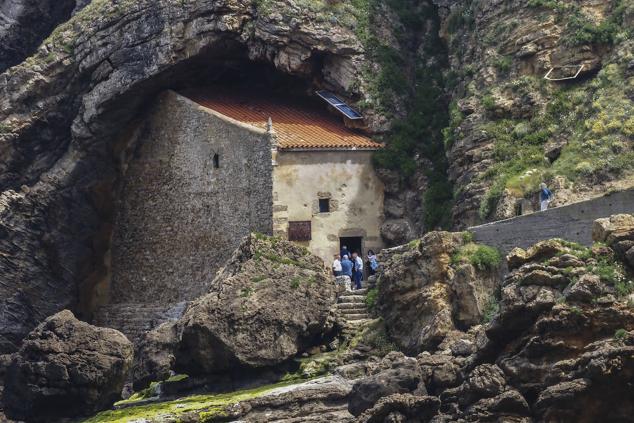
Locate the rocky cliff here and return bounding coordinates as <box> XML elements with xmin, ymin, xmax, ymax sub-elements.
<box><xmin>0</xmin><ymin>0</ymin><xmax>371</xmax><ymax>353</ymax></box>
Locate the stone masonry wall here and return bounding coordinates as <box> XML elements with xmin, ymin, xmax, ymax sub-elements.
<box><xmin>109</xmin><ymin>91</ymin><xmax>273</xmax><ymax>305</ymax></box>
<box><xmin>470</xmin><ymin>189</ymin><xmax>634</xmax><ymax>254</ymax></box>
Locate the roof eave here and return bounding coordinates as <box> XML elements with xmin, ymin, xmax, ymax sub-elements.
<box><xmin>278</xmin><ymin>147</ymin><xmax>383</xmax><ymax>152</ymax></box>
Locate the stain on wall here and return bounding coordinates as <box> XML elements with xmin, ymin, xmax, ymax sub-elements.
<box><xmin>109</xmin><ymin>91</ymin><xmax>273</xmax><ymax>304</ymax></box>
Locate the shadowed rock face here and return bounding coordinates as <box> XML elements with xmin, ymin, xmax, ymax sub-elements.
<box><xmin>0</xmin><ymin>0</ymin><xmax>366</xmax><ymax>354</ymax></box>
<box><xmin>133</xmin><ymin>233</ymin><xmax>336</xmax><ymax>389</ymax></box>
<box><xmin>0</xmin><ymin>0</ymin><xmax>76</xmax><ymax>72</ymax></box>
<box><xmin>2</xmin><ymin>310</ymin><xmax>133</xmax><ymax>422</ymax></box>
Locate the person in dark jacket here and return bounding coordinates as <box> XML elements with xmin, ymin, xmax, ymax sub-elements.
<box><xmin>539</xmin><ymin>183</ymin><xmax>553</xmax><ymax>211</ymax></box>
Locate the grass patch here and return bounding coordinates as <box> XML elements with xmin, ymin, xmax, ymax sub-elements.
<box><xmin>290</xmin><ymin>277</ymin><xmax>301</xmax><ymax>289</ymax></box>
<box><xmin>452</xmin><ymin>243</ymin><xmax>502</xmax><ymax>271</ymax></box>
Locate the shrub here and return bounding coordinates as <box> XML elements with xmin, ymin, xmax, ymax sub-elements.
<box><xmin>365</xmin><ymin>288</ymin><xmax>379</xmax><ymax>310</ymax></box>
<box><xmin>470</xmin><ymin>245</ymin><xmax>502</xmax><ymax>270</ymax></box>
<box><xmin>493</xmin><ymin>56</ymin><xmax>513</xmax><ymax>73</ymax></box>
<box><xmin>482</xmin><ymin>95</ymin><xmax>496</xmax><ymax>111</ymax></box>
<box><xmin>482</xmin><ymin>295</ymin><xmax>499</xmax><ymax>323</ymax></box>
<box><xmin>452</xmin><ymin>243</ymin><xmax>502</xmax><ymax>271</ymax></box>
<box><xmin>614</xmin><ymin>328</ymin><xmax>628</xmax><ymax>340</ymax></box>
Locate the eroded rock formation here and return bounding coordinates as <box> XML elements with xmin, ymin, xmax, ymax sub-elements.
<box><xmin>376</xmin><ymin>231</ymin><xmax>499</xmax><ymax>354</ymax></box>
<box><xmin>0</xmin><ymin>0</ymin><xmax>368</xmax><ymax>354</ymax></box>
<box><xmin>2</xmin><ymin>310</ymin><xmax>133</xmax><ymax>422</ymax></box>
<box><xmin>133</xmin><ymin>233</ymin><xmax>336</xmax><ymax>389</ymax></box>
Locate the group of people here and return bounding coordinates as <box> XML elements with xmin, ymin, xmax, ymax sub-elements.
<box><xmin>332</xmin><ymin>246</ymin><xmax>379</xmax><ymax>291</ymax></box>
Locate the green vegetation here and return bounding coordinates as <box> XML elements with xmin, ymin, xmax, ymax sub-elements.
<box><xmin>614</xmin><ymin>328</ymin><xmax>628</xmax><ymax>340</ymax></box>
<box><xmin>84</xmin><ymin>380</ymin><xmax>299</xmax><ymax>423</ymax></box>
<box><xmin>362</xmin><ymin>0</ymin><xmax>453</xmax><ymax>230</ymax></box>
<box><xmin>482</xmin><ymin>295</ymin><xmax>500</xmax><ymax>323</ymax></box>
<box><xmin>290</xmin><ymin>277</ymin><xmax>301</xmax><ymax>289</ymax></box>
<box><xmin>452</xmin><ymin>242</ymin><xmax>502</xmax><ymax>271</ymax></box>
<box><xmin>478</xmin><ymin>60</ymin><xmax>634</xmax><ymax>219</ymax></box>
<box><xmin>365</xmin><ymin>287</ymin><xmax>379</xmax><ymax>310</ymax></box>
<box><xmin>493</xmin><ymin>56</ymin><xmax>513</xmax><ymax>73</ymax></box>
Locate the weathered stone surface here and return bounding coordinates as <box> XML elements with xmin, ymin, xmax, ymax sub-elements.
<box><xmin>3</xmin><ymin>310</ymin><xmax>133</xmax><ymax>421</ymax></box>
<box><xmin>0</xmin><ymin>0</ymin><xmax>368</xmax><ymax>354</ymax></box>
<box><xmin>376</xmin><ymin>231</ymin><xmax>499</xmax><ymax>353</ymax></box>
<box><xmin>0</xmin><ymin>0</ymin><xmax>75</xmax><ymax>72</ymax></box>
<box><xmin>131</xmin><ymin>321</ymin><xmax>179</xmax><ymax>391</ymax></box>
<box><xmin>348</xmin><ymin>352</ymin><xmax>423</xmax><ymax>416</ymax></box>
<box><xmin>133</xmin><ymin>234</ymin><xmax>336</xmax><ymax>386</ymax></box>
<box><xmin>356</xmin><ymin>393</ymin><xmax>440</xmax><ymax>423</ymax></box>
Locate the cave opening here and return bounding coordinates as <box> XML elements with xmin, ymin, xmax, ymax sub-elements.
<box><xmin>74</xmin><ymin>45</ymin><xmax>326</xmax><ymax>340</ymax></box>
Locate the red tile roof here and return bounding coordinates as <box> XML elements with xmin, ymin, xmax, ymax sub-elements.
<box><xmin>181</xmin><ymin>88</ymin><xmax>382</xmax><ymax>150</ymax></box>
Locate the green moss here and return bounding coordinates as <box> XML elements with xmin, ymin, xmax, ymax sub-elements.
<box><xmin>166</xmin><ymin>374</ymin><xmax>189</xmax><ymax>383</ymax></box>
<box><xmin>85</xmin><ymin>380</ymin><xmax>300</xmax><ymax>423</ymax></box>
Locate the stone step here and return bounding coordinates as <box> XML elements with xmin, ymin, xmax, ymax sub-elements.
<box><xmin>337</xmin><ymin>295</ymin><xmax>366</xmax><ymax>304</ymax></box>
<box><xmin>338</xmin><ymin>309</ymin><xmax>368</xmax><ymax>316</ymax></box>
<box><xmin>335</xmin><ymin>302</ymin><xmax>367</xmax><ymax>310</ymax></box>
<box><xmin>345</xmin><ymin>313</ymin><xmax>370</xmax><ymax>321</ymax></box>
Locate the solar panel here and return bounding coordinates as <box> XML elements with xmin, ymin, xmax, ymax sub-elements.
<box><xmin>316</xmin><ymin>90</ymin><xmax>363</xmax><ymax>120</ymax></box>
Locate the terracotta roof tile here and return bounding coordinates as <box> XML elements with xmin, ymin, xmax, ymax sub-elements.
<box><xmin>181</xmin><ymin>88</ymin><xmax>382</xmax><ymax>150</ymax></box>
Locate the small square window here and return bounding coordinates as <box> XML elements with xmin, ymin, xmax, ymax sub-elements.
<box><xmin>319</xmin><ymin>198</ymin><xmax>330</xmax><ymax>213</ymax></box>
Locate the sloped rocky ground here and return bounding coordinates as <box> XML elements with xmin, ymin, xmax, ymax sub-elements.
<box><xmin>2</xmin><ymin>216</ymin><xmax>633</xmax><ymax>422</ymax></box>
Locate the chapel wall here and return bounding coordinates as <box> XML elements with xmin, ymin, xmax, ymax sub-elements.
<box><xmin>109</xmin><ymin>91</ymin><xmax>273</xmax><ymax>304</ymax></box>
<box><xmin>273</xmin><ymin>150</ymin><xmax>385</xmax><ymax>264</ymax></box>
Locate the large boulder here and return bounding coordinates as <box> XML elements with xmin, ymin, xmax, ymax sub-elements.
<box><xmin>376</xmin><ymin>232</ymin><xmax>499</xmax><ymax>353</ymax></box>
<box><xmin>3</xmin><ymin>310</ymin><xmax>133</xmax><ymax>421</ymax></box>
<box><xmin>134</xmin><ymin>234</ymin><xmax>336</xmax><ymax>385</ymax></box>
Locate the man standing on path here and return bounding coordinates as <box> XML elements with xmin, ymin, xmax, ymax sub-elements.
<box><xmin>340</xmin><ymin>255</ymin><xmax>353</xmax><ymax>292</ymax></box>
<box><xmin>539</xmin><ymin>183</ymin><xmax>553</xmax><ymax>211</ymax></box>
<box><xmin>352</xmin><ymin>252</ymin><xmax>364</xmax><ymax>290</ymax></box>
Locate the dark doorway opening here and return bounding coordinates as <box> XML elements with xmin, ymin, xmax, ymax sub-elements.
<box><xmin>340</xmin><ymin>236</ymin><xmax>363</xmax><ymax>258</ymax></box>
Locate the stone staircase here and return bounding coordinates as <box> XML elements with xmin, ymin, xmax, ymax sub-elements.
<box><xmin>93</xmin><ymin>301</ymin><xmax>187</xmax><ymax>344</ymax></box>
<box><xmin>335</xmin><ymin>288</ymin><xmax>371</xmax><ymax>333</ymax></box>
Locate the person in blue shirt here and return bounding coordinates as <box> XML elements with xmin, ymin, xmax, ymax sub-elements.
<box><xmin>340</xmin><ymin>255</ymin><xmax>353</xmax><ymax>291</ymax></box>
<box><xmin>539</xmin><ymin>183</ymin><xmax>553</xmax><ymax>211</ymax></box>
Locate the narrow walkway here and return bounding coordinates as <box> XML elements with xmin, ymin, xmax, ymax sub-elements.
<box><xmin>469</xmin><ymin>189</ymin><xmax>634</xmax><ymax>254</ymax></box>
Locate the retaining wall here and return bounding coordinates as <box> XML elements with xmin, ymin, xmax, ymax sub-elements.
<box><xmin>469</xmin><ymin>189</ymin><xmax>634</xmax><ymax>254</ymax></box>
